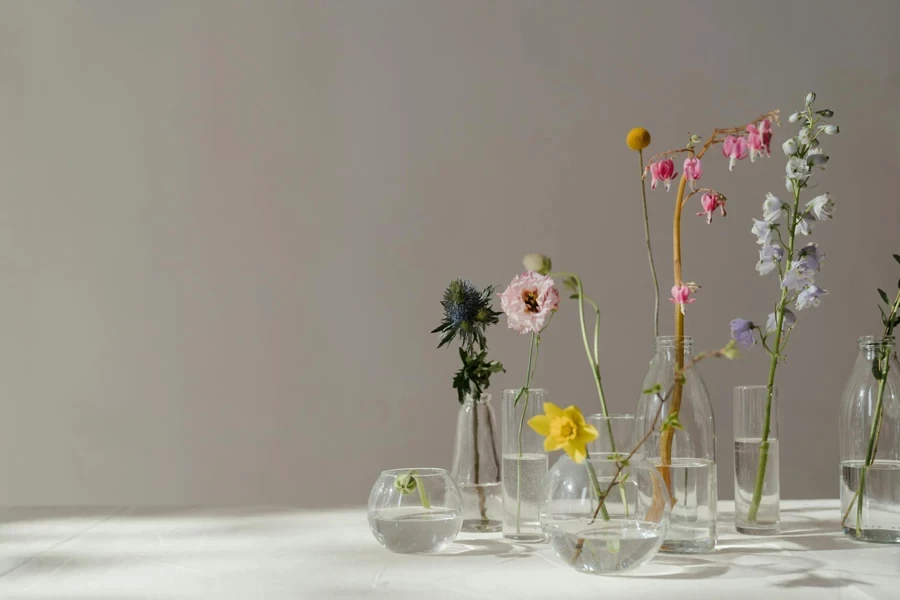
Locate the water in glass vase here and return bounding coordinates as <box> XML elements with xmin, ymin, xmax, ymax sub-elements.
<box><xmin>459</xmin><ymin>482</ymin><xmax>502</xmax><ymax>532</ymax></box>
<box><xmin>502</xmin><ymin>453</ymin><xmax>547</xmax><ymax>541</ymax></box>
<box><xmin>367</xmin><ymin>507</ymin><xmax>462</xmax><ymax>554</ymax></box>
<box><xmin>543</xmin><ymin>518</ymin><xmax>665</xmax><ymax>575</ymax></box>
<box><xmin>841</xmin><ymin>460</ymin><xmax>900</xmax><ymax>543</ymax></box>
<box><xmin>734</xmin><ymin>438</ymin><xmax>780</xmax><ymax>534</ymax></box>
<box><xmin>654</xmin><ymin>458</ymin><xmax>716</xmax><ymax>553</ymax></box>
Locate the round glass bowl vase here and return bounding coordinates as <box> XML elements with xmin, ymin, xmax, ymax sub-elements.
<box><xmin>367</xmin><ymin>468</ymin><xmax>463</xmax><ymax>554</ymax></box>
<box><xmin>542</xmin><ymin>416</ymin><xmax>672</xmax><ymax>575</ymax></box>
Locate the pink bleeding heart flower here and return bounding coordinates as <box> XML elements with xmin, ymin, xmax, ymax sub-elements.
<box><xmin>649</xmin><ymin>159</ymin><xmax>678</xmax><ymax>191</ymax></box>
<box><xmin>722</xmin><ymin>135</ymin><xmax>748</xmax><ymax>171</ymax></box>
<box><xmin>683</xmin><ymin>157</ymin><xmax>702</xmax><ymax>188</ymax></box>
<box><xmin>747</xmin><ymin>126</ymin><xmax>765</xmax><ymax>162</ymax></box>
<box><xmin>760</xmin><ymin>119</ymin><xmax>773</xmax><ymax>156</ymax></box>
<box><xmin>696</xmin><ymin>192</ymin><xmax>726</xmax><ymax>224</ymax></box>
<box><xmin>499</xmin><ymin>271</ymin><xmax>560</xmax><ymax>334</ymax></box>
<box><xmin>669</xmin><ymin>284</ymin><xmax>696</xmax><ymax>315</ymax></box>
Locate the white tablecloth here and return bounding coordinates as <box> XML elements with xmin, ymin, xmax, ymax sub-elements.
<box><xmin>0</xmin><ymin>500</ymin><xmax>897</xmax><ymax>599</ymax></box>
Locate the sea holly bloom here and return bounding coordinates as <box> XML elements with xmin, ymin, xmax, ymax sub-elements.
<box><xmin>796</xmin><ymin>284</ymin><xmax>827</xmax><ymax>310</ymax></box>
<box><xmin>697</xmin><ymin>192</ymin><xmax>725</xmax><ymax>224</ymax></box>
<box><xmin>806</xmin><ymin>193</ymin><xmax>834</xmax><ymax>220</ymax></box>
<box><xmin>782</xmin><ymin>263</ymin><xmax>815</xmax><ymax>291</ymax></box>
<box><xmin>683</xmin><ymin>157</ymin><xmax>703</xmax><ymax>188</ymax></box>
<box><xmin>730</xmin><ymin>318</ymin><xmax>756</xmax><ymax>349</ymax></box>
<box><xmin>762</xmin><ymin>193</ymin><xmax>787</xmax><ymax>223</ymax></box>
<box><xmin>751</xmin><ymin>218</ymin><xmax>774</xmax><ymax>245</ymax></box>
<box><xmin>766</xmin><ymin>308</ymin><xmax>796</xmax><ymax>333</ymax></box>
<box><xmin>756</xmin><ymin>243</ymin><xmax>785</xmax><ymax>276</ymax></box>
<box><xmin>650</xmin><ymin>159</ymin><xmax>678</xmax><ymax>191</ymax></box>
<box><xmin>528</xmin><ymin>402</ymin><xmax>598</xmax><ymax>464</ymax></box>
<box><xmin>798</xmin><ymin>242</ymin><xmax>825</xmax><ymax>271</ymax></box>
<box><xmin>669</xmin><ymin>284</ymin><xmax>696</xmax><ymax>315</ymax></box>
<box><xmin>722</xmin><ymin>135</ymin><xmax>749</xmax><ymax>171</ymax></box>
<box><xmin>499</xmin><ymin>271</ymin><xmax>560</xmax><ymax>334</ymax></box>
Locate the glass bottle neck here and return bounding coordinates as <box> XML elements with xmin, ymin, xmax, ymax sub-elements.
<box><xmin>463</xmin><ymin>393</ymin><xmax>491</xmax><ymax>405</ymax></box>
<box><xmin>654</xmin><ymin>336</ymin><xmax>694</xmax><ymax>359</ymax></box>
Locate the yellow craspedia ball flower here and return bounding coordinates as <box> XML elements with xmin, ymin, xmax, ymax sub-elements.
<box><xmin>626</xmin><ymin>127</ymin><xmax>651</xmax><ymax>151</ymax></box>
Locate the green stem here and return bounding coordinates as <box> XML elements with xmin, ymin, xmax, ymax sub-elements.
<box><xmin>855</xmin><ymin>354</ymin><xmax>890</xmax><ymax>535</ymax></box>
<box><xmin>515</xmin><ymin>332</ymin><xmax>539</xmax><ymax>534</ymax></box>
<box><xmin>584</xmin><ymin>452</ymin><xmax>611</xmax><ymax>522</ymax></box>
<box><xmin>414</xmin><ymin>473</ymin><xmax>431</xmax><ymax>509</ymax></box>
<box><xmin>746</xmin><ymin>180</ymin><xmax>800</xmax><ymax>523</ymax></box>
<box><xmin>638</xmin><ymin>150</ymin><xmax>660</xmax><ymax>339</ymax></box>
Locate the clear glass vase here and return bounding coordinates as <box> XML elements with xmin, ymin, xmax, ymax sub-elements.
<box><xmin>367</xmin><ymin>468</ymin><xmax>462</xmax><ymax>554</ymax></box>
<box><xmin>840</xmin><ymin>335</ymin><xmax>900</xmax><ymax>543</ymax></box>
<box><xmin>542</xmin><ymin>415</ymin><xmax>671</xmax><ymax>575</ymax></box>
<box><xmin>635</xmin><ymin>336</ymin><xmax>717</xmax><ymax>554</ymax></box>
<box><xmin>733</xmin><ymin>385</ymin><xmax>780</xmax><ymax>534</ymax></box>
<box><xmin>502</xmin><ymin>388</ymin><xmax>548</xmax><ymax>542</ymax></box>
<box><xmin>450</xmin><ymin>393</ymin><xmax>502</xmax><ymax>533</ymax></box>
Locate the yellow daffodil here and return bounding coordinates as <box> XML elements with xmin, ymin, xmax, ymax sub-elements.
<box><xmin>528</xmin><ymin>402</ymin><xmax>598</xmax><ymax>463</ymax></box>
<box><xmin>626</xmin><ymin>127</ymin><xmax>651</xmax><ymax>151</ymax></box>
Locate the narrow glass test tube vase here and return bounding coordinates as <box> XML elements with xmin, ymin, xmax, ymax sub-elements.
<box><xmin>450</xmin><ymin>393</ymin><xmax>502</xmax><ymax>533</ymax></box>
<box><xmin>733</xmin><ymin>385</ymin><xmax>780</xmax><ymax>534</ymax></box>
<box><xmin>502</xmin><ymin>388</ymin><xmax>548</xmax><ymax>542</ymax></box>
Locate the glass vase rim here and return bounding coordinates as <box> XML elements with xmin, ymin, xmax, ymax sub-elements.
<box><xmin>463</xmin><ymin>392</ymin><xmax>492</xmax><ymax>403</ymax></box>
<box><xmin>379</xmin><ymin>467</ymin><xmax>450</xmax><ymax>478</ymax></box>
<box><xmin>654</xmin><ymin>335</ymin><xmax>693</xmax><ymax>349</ymax></box>
<box><xmin>502</xmin><ymin>388</ymin><xmax>548</xmax><ymax>395</ymax></box>
<box><xmin>733</xmin><ymin>385</ymin><xmax>779</xmax><ymax>392</ymax></box>
<box><xmin>858</xmin><ymin>335</ymin><xmax>896</xmax><ymax>348</ymax></box>
<box><xmin>586</xmin><ymin>413</ymin><xmax>635</xmax><ymax>421</ymax></box>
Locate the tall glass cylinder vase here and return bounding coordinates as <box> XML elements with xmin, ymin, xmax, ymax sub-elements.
<box><xmin>450</xmin><ymin>393</ymin><xmax>502</xmax><ymax>533</ymax></box>
<box><xmin>734</xmin><ymin>386</ymin><xmax>780</xmax><ymax>534</ymax></box>
<box><xmin>635</xmin><ymin>336</ymin><xmax>717</xmax><ymax>554</ymax></box>
<box><xmin>840</xmin><ymin>335</ymin><xmax>900</xmax><ymax>543</ymax></box>
<box><xmin>502</xmin><ymin>388</ymin><xmax>548</xmax><ymax>542</ymax></box>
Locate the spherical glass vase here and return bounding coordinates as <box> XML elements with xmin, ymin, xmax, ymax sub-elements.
<box><xmin>541</xmin><ymin>415</ymin><xmax>671</xmax><ymax>575</ymax></box>
<box><xmin>367</xmin><ymin>468</ymin><xmax>463</xmax><ymax>554</ymax></box>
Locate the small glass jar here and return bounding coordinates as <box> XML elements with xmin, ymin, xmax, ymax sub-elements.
<box><xmin>542</xmin><ymin>415</ymin><xmax>671</xmax><ymax>575</ymax></box>
<box><xmin>840</xmin><ymin>335</ymin><xmax>900</xmax><ymax>543</ymax></box>
<box><xmin>367</xmin><ymin>468</ymin><xmax>462</xmax><ymax>554</ymax></box>
<box><xmin>450</xmin><ymin>393</ymin><xmax>502</xmax><ymax>533</ymax></box>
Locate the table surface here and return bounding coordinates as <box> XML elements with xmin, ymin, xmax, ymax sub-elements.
<box><xmin>0</xmin><ymin>500</ymin><xmax>897</xmax><ymax>599</ymax></box>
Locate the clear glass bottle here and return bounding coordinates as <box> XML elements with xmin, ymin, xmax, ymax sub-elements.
<box><xmin>450</xmin><ymin>393</ymin><xmax>502</xmax><ymax>533</ymax></box>
<box><xmin>501</xmin><ymin>388</ymin><xmax>548</xmax><ymax>542</ymax></box>
<box><xmin>542</xmin><ymin>415</ymin><xmax>671</xmax><ymax>574</ymax></box>
<box><xmin>840</xmin><ymin>335</ymin><xmax>900</xmax><ymax>543</ymax></box>
<box><xmin>635</xmin><ymin>336</ymin><xmax>717</xmax><ymax>553</ymax></box>
<box><xmin>733</xmin><ymin>385</ymin><xmax>780</xmax><ymax>534</ymax></box>
<box><xmin>367</xmin><ymin>468</ymin><xmax>462</xmax><ymax>554</ymax></box>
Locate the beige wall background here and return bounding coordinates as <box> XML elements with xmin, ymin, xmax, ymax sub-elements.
<box><xmin>0</xmin><ymin>0</ymin><xmax>898</xmax><ymax>506</ymax></box>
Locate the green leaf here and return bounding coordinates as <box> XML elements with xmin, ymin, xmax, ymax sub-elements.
<box><xmin>569</xmin><ymin>294</ymin><xmax>580</xmax><ymax>300</ymax></box>
<box><xmin>879</xmin><ymin>289</ymin><xmax>890</xmax><ymax>305</ymax></box>
<box><xmin>893</xmin><ymin>254</ymin><xmax>900</xmax><ymax>266</ymax></box>
<box><xmin>642</xmin><ymin>384</ymin><xmax>662</xmax><ymax>395</ymax></box>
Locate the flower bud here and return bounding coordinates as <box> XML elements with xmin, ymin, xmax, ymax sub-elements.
<box><xmin>798</xmin><ymin>128</ymin><xmax>811</xmax><ymax>145</ymax></box>
<box><xmin>788</xmin><ymin>112</ymin><xmax>801</xmax><ymax>123</ymax></box>
<box><xmin>824</xmin><ymin>125</ymin><xmax>839</xmax><ymax>135</ymax></box>
<box><xmin>394</xmin><ymin>472</ymin><xmax>418</xmax><ymax>494</ymax></box>
<box><xmin>817</xmin><ymin>109</ymin><xmax>834</xmax><ymax>118</ymax></box>
<box><xmin>523</xmin><ymin>253</ymin><xmax>552</xmax><ymax>275</ymax></box>
<box><xmin>782</xmin><ymin>138</ymin><xmax>798</xmax><ymax>156</ymax></box>
<box><xmin>806</xmin><ymin>92</ymin><xmax>816</xmax><ymax>104</ymax></box>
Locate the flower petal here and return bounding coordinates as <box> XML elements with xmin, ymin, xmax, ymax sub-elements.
<box><xmin>565</xmin><ymin>441</ymin><xmax>587</xmax><ymax>464</ymax></box>
<box><xmin>576</xmin><ymin>423</ymin><xmax>599</xmax><ymax>445</ymax></box>
<box><xmin>543</xmin><ymin>402</ymin><xmax>563</xmax><ymax>419</ymax></box>
<box><xmin>527</xmin><ymin>415</ymin><xmax>550</xmax><ymax>437</ymax></box>
<box><xmin>544</xmin><ymin>435</ymin><xmax>565</xmax><ymax>452</ymax></box>
<box><xmin>562</xmin><ymin>406</ymin><xmax>585</xmax><ymax>426</ymax></box>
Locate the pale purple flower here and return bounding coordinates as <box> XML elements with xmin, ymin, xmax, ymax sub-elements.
<box><xmin>766</xmin><ymin>308</ymin><xmax>796</xmax><ymax>333</ymax></box>
<box><xmin>763</xmin><ymin>193</ymin><xmax>787</xmax><ymax>223</ymax></box>
<box><xmin>757</xmin><ymin>243</ymin><xmax>785</xmax><ymax>276</ymax></box>
<box><xmin>806</xmin><ymin>193</ymin><xmax>834</xmax><ymax>220</ymax></box>
<box><xmin>786</xmin><ymin>157</ymin><xmax>811</xmax><ymax>180</ymax></box>
<box><xmin>796</xmin><ymin>284</ymin><xmax>827</xmax><ymax>310</ymax></box>
<box><xmin>730</xmin><ymin>319</ymin><xmax>756</xmax><ymax>349</ymax></box>
<box><xmin>782</xmin><ymin>263</ymin><xmax>815</xmax><ymax>291</ymax></box>
<box><xmin>752</xmin><ymin>219</ymin><xmax>774</xmax><ymax>245</ymax></box>
<box><xmin>499</xmin><ymin>271</ymin><xmax>560</xmax><ymax>334</ymax></box>
<box><xmin>794</xmin><ymin>212</ymin><xmax>815</xmax><ymax>236</ymax></box>
<box><xmin>798</xmin><ymin>242</ymin><xmax>825</xmax><ymax>271</ymax></box>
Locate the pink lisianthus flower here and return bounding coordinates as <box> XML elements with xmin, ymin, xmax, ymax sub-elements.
<box><xmin>696</xmin><ymin>192</ymin><xmax>726</xmax><ymax>224</ymax></box>
<box><xmin>683</xmin><ymin>157</ymin><xmax>702</xmax><ymax>189</ymax></box>
<box><xmin>669</xmin><ymin>284</ymin><xmax>696</xmax><ymax>315</ymax></box>
<box><xmin>722</xmin><ymin>135</ymin><xmax>748</xmax><ymax>171</ymax></box>
<box><xmin>649</xmin><ymin>159</ymin><xmax>678</xmax><ymax>191</ymax></box>
<box><xmin>499</xmin><ymin>271</ymin><xmax>560</xmax><ymax>334</ymax></box>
